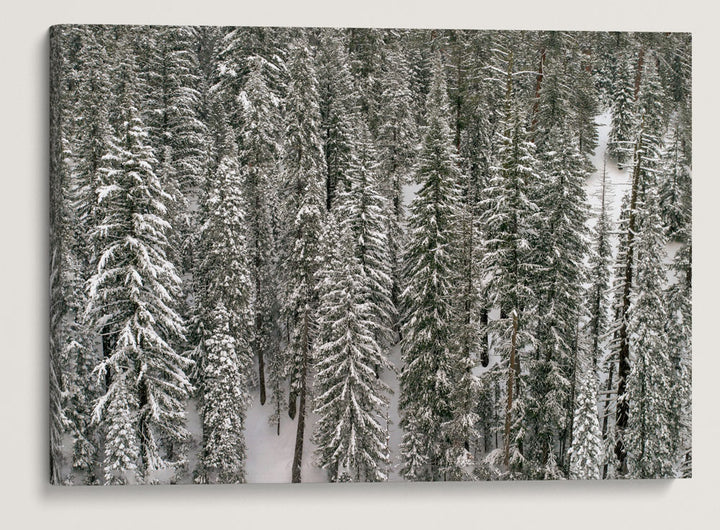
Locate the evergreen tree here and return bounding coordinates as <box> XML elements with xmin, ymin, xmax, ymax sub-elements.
<box><xmin>86</xmin><ymin>45</ymin><xmax>192</xmax><ymax>483</ymax></box>
<box><xmin>197</xmin><ymin>304</ymin><xmax>250</xmax><ymax>483</ymax></box>
<box><xmin>399</xmin><ymin>52</ymin><xmax>464</xmax><ymax>481</ymax></box>
<box><xmin>313</xmin><ymin>226</ymin><xmax>391</xmax><ymax>482</ymax></box>
<box><xmin>526</xmin><ymin>125</ymin><xmax>590</xmax><ymax>477</ymax></box>
<box><xmin>625</xmin><ymin>190</ymin><xmax>673</xmax><ymax>479</ymax></box>
<box><xmin>588</xmin><ymin>159</ymin><xmax>613</xmax><ymax>370</ymax></box>
<box><xmin>665</xmin><ymin>230</ymin><xmax>692</xmax><ymax>476</ymax></box>
<box><xmin>611</xmin><ymin>106</ymin><xmax>663</xmax><ymax>476</ymax></box>
<box><xmin>375</xmin><ymin>43</ymin><xmax>419</xmax><ymax>321</ymax></box>
<box><xmin>658</xmin><ymin>119</ymin><xmax>691</xmax><ymax>239</ymax></box>
<box><xmin>480</xmin><ymin>48</ymin><xmax>542</xmax><ymax>477</ymax></box>
<box><xmin>281</xmin><ymin>36</ymin><xmax>327</xmax><ymax>483</ymax></box>
<box><xmin>607</xmin><ymin>55</ymin><xmax>636</xmax><ymax>166</ymax></box>
<box><xmin>568</xmin><ymin>358</ymin><xmax>603</xmax><ymax>480</ymax></box>
<box><xmin>239</xmin><ymin>54</ymin><xmax>283</xmax><ymax>406</ymax></box>
<box><xmin>317</xmin><ymin>30</ymin><xmax>358</xmax><ymax>211</ymax></box>
<box><xmin>343</xmin><ymin>121</ymin><xmax>396</xmax><ymax>351</ymax></box>
<box><xmin>194</xmin><ymin>143</ymin><xmax>254</xmax><ymax>482</ymax></box>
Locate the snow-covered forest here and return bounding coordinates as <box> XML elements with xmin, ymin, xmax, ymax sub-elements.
<box><xmin>49</xmin><ymin>25</ymin><xmax>691</xmax><ymax>485</ymax></box>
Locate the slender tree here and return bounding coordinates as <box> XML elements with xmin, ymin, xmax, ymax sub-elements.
<box><xmin>282</xmin><ymin>36</ymin><xmax>327</xmax><ymax>483</ymax></box>
<box><xmin>399</xmin><ymin>52</ymin><xmax>464</xmax><ymax>481</ymax></box>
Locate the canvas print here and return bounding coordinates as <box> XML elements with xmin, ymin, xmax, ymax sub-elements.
<box><xmin>49</xmin><ymin>25</ymin><xmax>691</xmax><ymax>485</ymax></box>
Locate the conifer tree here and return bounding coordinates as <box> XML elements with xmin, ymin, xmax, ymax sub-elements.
<box><xmin>588</xmin><ymin>160</ymin><xmax>613</xmax><ymax>370</ymax></box>
<box><xmin>317</xmin><ymin>30</ymin><xmax>358</xmax><ymax>211</ymax></box>
<box><xmin>86</xmin><ymin>45</ymin><xmax>192</xmax><ymax>483</ymax></box>
<box><xmin>343</xmin><ymin>121</ymin><xmax>396</xmax><ymax>351</ymax></box>
<box><xmin>625</xmin><ymin>189</ymin><xmax>673</xmax><ymax>479</ymax></box>
<box><xmin>568</xmin><ymin>359</ymin><xmax>603</xmax><ymax>480</ymax></box>
<box><xmin>313</xmin><ymin>225</ymin><xmax>391</xmax><ymax>482</ymax></box>
<box><xmin>480</xmin><ymin>48</ymin><xmax>541</xmax><ymax>477</ymax></box>
<box><xmin>527</xmin><ymin>125</ymin><xmax>590</xmax><ymax>477</ymax></box>
<box><xmin>399</xmin><ymin>52</ymin><xmax>464</xmax><ymax>481</ymax></box>
<box><xmin>665</xmin><ymin>230</ymin><xmax>692</xmax><ymax>476</ymax></box>
<box><xmin>194</xmin><ymin>135</ymin><xmax>254</xmax><ymax>482</ymax></box>
<box><xmin>607</xmin><ymin>55</ymin><xmax>636</xmax><ymax>166</ymax></box>
<box><xmin>375</xmin><ymin>43</ymin><xmax>419</xmax><ymax>320</ymax></box>
<box><xmin>239</xmin><ymin>54</ymin><xmax>283</xmax><ymax>406</ymax></box>
<box><xmin>611</xmin><ymin>106</ymin><xmax>663</xmax><ymax>476</ymax></box>
<box><xmin>281</xmin><ymin>36</ymin><xmax>327</xmax><ymax>483</ymax></box>
<box><xmin>197</xmin><ymin>304</ymin><xmax>250</xmax><ymax>483</ymax></box>
<box><xmin>658</xmin><ymin>119</ymin><xmax>691</xmax><ymax>239</ymax></box>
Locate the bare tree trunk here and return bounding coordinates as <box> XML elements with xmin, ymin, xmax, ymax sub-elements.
<box><xmin>256</xmin><ymin>311</ymin><xmax>266</xmax><ymax>406</ymax></box>
<box><xmin>291</xmin><ymin>312</ymin><xmax>309</xmax><ymax>483</ymax></box>
<box><xmin>479</xmin><ymin>308</ymin><xmax>489</xmax><ymax>367</ymax></box>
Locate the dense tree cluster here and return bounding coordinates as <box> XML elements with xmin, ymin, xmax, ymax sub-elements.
<box><xmin>50</xmin><ymin>26</ymin><xmax>691</xmax><ymax>484</ymax></box>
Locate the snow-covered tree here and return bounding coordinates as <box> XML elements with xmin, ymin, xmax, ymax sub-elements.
<box><xmin>239</xmin><ymin>54</ymin><xmax>283</xmax><ymax>406</ymax></box>
<box><xmin>588</xmin><ymin>160</ymin><xmax>613</xmax><ymax>370</ymax></box>
<box><xmin>197</xmin><ymin>304</ymin><xmax>250</xmax><ymax>483</ymax></box>
<box><xmin>658</xmin><ymin>119</ymin><xmax>691</xmax><ymax>239</ymax></box>
<box><xmin>480</xmin><ymin>48</ymin><xmax>542</xmax><ymax>477</ymax></box>
<box><xmin>317</xmin><ymin>30</ymin><xmax>358</xmax><ymax>211</ymax></box>
<box><xmin>607</xmin><ymin>55</ymin><xmax>636</xmax><ymax>166</ymax></box>
<box><xmin>342</xmin><ymin>121</ymin><xmax>396</xmax><ymax>350</ymax></box>
<box><xmin>526</xmin><ymin>124</ymin><xmax>590</xmax><ymax>477</ymax></box>
<box><xmin>625</xmin><ymin>189</ymin><xmax>673</xmax><ymax>479</ymax></box>
<box><xmin>375</xmin><ymin>43</ymin><xmax>420</xmax><ymax>318</ymax></box>
<box><xmin>313</xmin><ymin>226</ymin><xmax>391</xmax><ymax>482</ymax></box>
<box><xmin>194</xmin><ymin>136</ymin><xmax>254</xmax><ymax>482</ymax></box>
<box><xmin>665</xmin><ymin>230</ymin><xmax>692</xmax><ymax>476</ymax></box>
<box><xmin>281</xmin><ymin>36</ymin><xmax>327</xmax><ymax>483</ymax></box>
<box><xmin>568</xmin><ymin>360</ymin><xmax>603</xmax><ymax>480</ymax></box>
<box><xmin>86</xmin><ymin>46</ymin><xmax>192</xmax><ymax>483</ymax></box>
<box><xmin>399</xmin><ymin>52</ymin><xmax>465</xmax><ymax>481</ymax></box>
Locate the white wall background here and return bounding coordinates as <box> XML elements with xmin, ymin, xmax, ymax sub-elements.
<box><xmin>0</xmin><ymin>1</ymin><xmax>717</xmax><ymax>528</ymax></box>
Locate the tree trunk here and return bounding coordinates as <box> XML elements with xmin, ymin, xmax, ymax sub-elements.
<box><xmin>615</xmin><ymin>127</ymin><xmax>643</xmax><ymax>475</ymax></box>
<box><xmin>601</xmin><ymin>360</ymin><xmax>615</xmax><ymax>479</ymax></box>
<box><xmin>479</xmin><ymin>308</ymin><xmax>489</xmax><ymax>367</ymax></box>
<box><xmin>257</xmin><ymin>311</ymin><xmax>266</xmax><ymax>406</ymax></box>
<box><xmin>634</xmin><ymin>46</ymin><xmax>645</xmax><ymax>100</ymax></box>
<box><xmin>530</xmin><ymin>47</ymin><xmax>546</xmax><ymax>135</ymax></box>
<box><xmin>291</xmin><ymin>311</ymin><xmax>309</xmax><ymax>483</ymax></box>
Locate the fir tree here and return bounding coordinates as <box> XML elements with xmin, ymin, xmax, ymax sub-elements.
<box><xmin>239</xmin><ymin>54</ymin><xmax>283</xmax><ymax>406</ymax></box>
<box><xmin>665</xmin><ymin>230</ymin><xmax>692</xmax><ymax>476</ymax></box>
<box><xmin>480</xmin><ymin>48</ymin><xmax>542</xmax><ymax>477</ymax></box>
<box><xmin>568</xmin><ymin>358</ymin><xmax>603</xmax><ymax>480</ymax></box>
<box><xmin>375</xmin><ymin>43</ymin><xmax>419</xmax><ymax>321</ymax></box>
<box><xmin>625</xmin><ymin>190</ymin><xmax>673</xmax><ymax>479</ymax></box>
<box><xmin>86</xmin><ymin>46</ymin><xmax>192</xmax><ymax>483</ymax></box>
<box><xmin>527</xmin><ymin>124</ymin><xmax>590</xmax><ymax>477</ymax></box>
<box><xmin>194</xmin><ymin>113</ymin><xmax>254</xmax><ymax>482</ymax></box>
<box><xmin>399</xmin><ymin>52</ymin><xmax>464</xmax><ymax>481</ymax></box>
<box><xmin>317</xmin><ymin>30</ymin><xmax>358</xmax><ymax>211</ymax></box>
<box><xmin>197</xmin><ymin>304</ymin><xmax>250</xmax><ymax>483</ymax></box>
<box><xmin>607</xmin><ymin>55</ymin><xmax>636</xmax><ymax>166</ymax></box>
<box><xmin>342</xmin><ymin>121</ymin><xmax>396</xmax><ymax>351</ymax></box>
<box><xmin>313</xmin><ymin>226</ymin><xmax>391</xmax><ymax>482</ymax></box>
<box><xmin>588</xmin><ymin>159</ymin><xmax>613</xmax><ymax>370</ymax></box>
<box><xmin>281</xmin><ymin>36</ymin><xmax>327</xmax><ymax>483</ymax></box>
<box><xmin>658</xmin><ymin>119</ymin><xmax>691</xmax><ymax>239</ymax></box>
